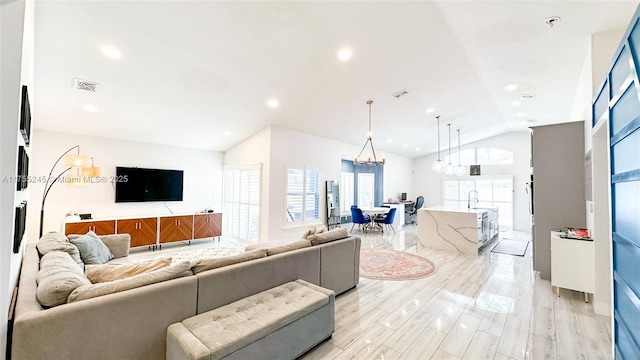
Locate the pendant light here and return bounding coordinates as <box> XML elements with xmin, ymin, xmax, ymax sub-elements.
<box><xmin>455</xmin><ymin>129</ymin><xmax>466</xmax><ymax>176</ymax></box>
<box><xmin>354</xmin><ymin>100</ymin><xmax>386</xmax><ymax>166</ymax></box>
<box><xmin>443</xmin><ymin>123</ymin><xmax>455</xmax><ymax>175</ymax></box>
<box><xmin>431</xmin><ymin>116</ymin><xmax>443</xmax><ymax>173</ymax></box>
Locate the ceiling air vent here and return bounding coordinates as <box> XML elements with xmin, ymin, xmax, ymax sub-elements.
<box><xmin>73</xmin><ymin>78</ymin><xmax>99</xmax><ymax>92</ymax></box>
<box><xmin>392</xmin><ymin>89</ymin><xmax>409</xmax><ymax>99</ymax></box>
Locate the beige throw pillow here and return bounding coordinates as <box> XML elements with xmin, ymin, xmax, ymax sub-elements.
<box><xmin>191</xmin><ymin>249</ymin><xmax>267</xmax><ymax>274</ymax></box>
<box><xmin>36</xmin><ymin>251</ymin><xmax>91</xmax><ymax>307</ymax></box>
<box><xmin>68</xmin><ymin>261</ymin><xmax>192</xmax><ymax>303</ymax></box>
<box><xmin>84</xmin><ymin>258</ymin><xmax>172</xmax><ymax>283</ymax></box>
<box><xmin>36</xmin><ymin>232</ymin><xmax>84</xmax><ymax>267</ymax></box>
<box><xmin>307</xmin><ymin>228</ymin><xmax>349</xmax><ymax>245</ymax></box>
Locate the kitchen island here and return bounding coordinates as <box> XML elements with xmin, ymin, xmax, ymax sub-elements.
<box><xmin>417</xmin><ymin>206</ymin><xmax>498</xmax><ymax>255</ymax></box>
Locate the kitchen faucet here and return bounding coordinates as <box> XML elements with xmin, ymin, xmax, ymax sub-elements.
<box><xmin>467</xmin><ymin>190</ymin><xmax>479</xmax><ymax>209</ymax></box>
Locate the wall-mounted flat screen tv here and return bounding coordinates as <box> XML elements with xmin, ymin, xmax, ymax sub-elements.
<box><xmin>115</xmin><ymin>167</ymin><xmax>184</xmax><ymax>203</ymax></box>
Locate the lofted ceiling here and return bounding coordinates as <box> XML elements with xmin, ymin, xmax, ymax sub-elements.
<box><xmin>33</xmin><ymin>1</ymin><xmax>638</xmax><ymax>158</ymax></box>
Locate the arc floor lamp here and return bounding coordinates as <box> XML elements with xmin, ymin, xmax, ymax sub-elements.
<box><xmin>39</xmin><ymin>145</ymin><xmax>99</xmax><ymax>237</ymax></box>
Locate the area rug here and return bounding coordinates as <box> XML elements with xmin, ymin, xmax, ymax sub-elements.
<box><xmin>143</xmin><ymin>245</ymin><xmax>245</xmax><ymax>265</ymax></box>
<box><xmin>359</xmin><ymin>249</ymin><xmax>437</xmax><ymax>280</ymax></box>
<box><xmin>491</xmin><ymin>239</ymin><xmax>529</xmax><ymax>256</ymax></box>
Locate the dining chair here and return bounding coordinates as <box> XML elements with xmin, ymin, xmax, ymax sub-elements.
<box><xmin>374</xmin><ymin>207</ymin><xmax>397</xmax><ymax>233</ymax></box>
<box><xmin>405</xmin><ymin>196</ymin><xmax>424</xmax><ymax>224</ymax></box>
<box><xmin>350</xmin><ymin>205</ymin><xmax>371</xmax><ymax>233</ymax></box>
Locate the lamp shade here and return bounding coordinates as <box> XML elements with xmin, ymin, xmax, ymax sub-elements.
<box><xmin>64</xmin><ymin>154</ymin><xmax>91</xmax><ymax>167</ymax></box>
<box><xmin>444</xmin><ymin>162</ymin><xmax>455</xmax><ymax>175</ymax></box>
<box><xmin>454</xmin><ymin>165</ymin><xmax>466</xmax><ymax>176</ymax></box>
<box><xmin>432</xmin><ymin>159</ymin><xmax>444</xmax><ymax>173</ymax></box>
<box><xmin>82</xmin><ymin>166</ymin><xmax>101</xmax><ymax>177</ymax></box>
<box><xmin>65</xmin><ymin>174</ymin><xmax>88</xmax><ymax>187</ymax></box>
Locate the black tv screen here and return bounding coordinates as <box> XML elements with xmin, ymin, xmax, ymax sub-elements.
<box><xmin>115</xmin><ymin>167</ymin><xmax>183</xmax><ymax>203</ymax></box>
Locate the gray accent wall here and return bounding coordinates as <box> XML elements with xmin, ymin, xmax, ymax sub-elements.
<box><xmin>531</xmin><ymin>121</ymin><xmax>586</xmax><ymax>280</ymax></box>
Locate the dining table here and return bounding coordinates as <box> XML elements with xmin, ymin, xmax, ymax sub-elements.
<box><xmin>360</xmin><ymin>207</ymin><xmax>390</xmax><ymax>232</ymax></box>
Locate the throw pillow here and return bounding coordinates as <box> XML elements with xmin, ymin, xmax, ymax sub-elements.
<box><xmin>70</xmin><ymin>231</ymin><xmax>113</xmax><ymax>265</ymax></box>
<box><xmin>307</xmin><ymin>228</ymin><xmax>349</xmax><ymax>246</ymax></box>
<box><xmin>84</xmin><ymin>258</ymin><xmax>172</xmax><ymax>283</ymax></box>
<box><xmin>69</xmin><ymin>233</ymin><xmax>130</xmax><ymax>259</ymax></box>
<box><xmin>67</xmin><ymin>261</ymin><xmax>192</xmax><ymax>303</ymax></box>
<box><xmin>36</xmin><ymin>251</ymin><xmax>91</xmax><ymax>307</ymax></box>
<box><xmin>191</xmin><ymin>249</ymin><xmax>267</xmax><ymax>274</ymax></box>
<box><xmin>36</xmin><ymin>232</ymin><xmax>84</xmax><ymax>267</ymax></box>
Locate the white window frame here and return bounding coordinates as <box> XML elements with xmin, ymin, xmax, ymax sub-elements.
<box><xmin>222</xmin><ymin>164</ymin><xmax>261</xmax><ymax>242</ymax></box>
<box><xmin>442</xmin><ymin>175</ymin><xmax>514</xmax><ymax>229</ymax></box>
<box><xmin>340</xmin><ymin>172</ymin><xmax>354</xmax><ymax>214</ymax></box>
<box><xmin>284</xmin><ymin>165</ymin><xmax>321</xmax><ymax>227</ymax></box>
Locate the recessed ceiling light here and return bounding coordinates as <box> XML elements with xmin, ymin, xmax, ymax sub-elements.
<box><xmin>426</xmin><ymin>108</ymin><xmax>435</xmax><ymax>114</ymax></box>
<box><xmin>102</xmin><ymin>46</ymin><xmax>121</xmax><ymax>59</ymax></box>
<box><xmin>520</xmin><ymin>121</ymin><xmax>528</xmax><ymax>125</ymax></box>
<box><xmin>511</xmin><ymin>101</ymin><xmax>521</xmax><ymax>106</ymax></box>
<box><xmin>415</xmin><ymin>148</ymin><xmax>421</xmax><ymax>151</ymax></box>
<box><xmin>387</xmin><ymin>139</ymin><xmax>393</xmax><ymax>143</ymax></box>
<box><xmin>224</xmin><ymin>131</ymin><xmax>232</xmax><ymax>136</ymax></box>
<box><xmin>403</xmin><ymin>144</ymin><xmax>409</xmax><ymax>148</ymax></box>
<box><xmin>83</xmin><ymin>104</ymin><xmax>98</xmax><ymax>112</ymax></box>
<box><xmin>337</xmin><ymin>47</ymin><xmax>353</xmax><ymax>62</ymax></box>
<box><xmin>517</xmin><ymin>112</ymin><xmax>525</xmax><ymax>117</ymax></box>
<box><xmin>267</xmin><ymin>98</ymin><xmax>279</xmax><ymax>108</ymax></box>
<box><xmin>505</xmin><ymin>84</ymin><xmax>518</xmax><ymax>91</ymax></box>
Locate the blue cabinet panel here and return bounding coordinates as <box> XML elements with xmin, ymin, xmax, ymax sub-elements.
<box><xmin>594</xmin><ymin>81</ymin><xmax>609</xmax><ymax>127</ymax></box>
<box><xmin>614</xmin><ymin>234</ymin><xmax>640</xmax><ymax>296</ymax></box>
<box><xmin>614</xmin><ymin>277</ymin><xmax>640</xmax><ymax>344</ymax></box>
<box><xmin>628</xmin><ymin>18</ymin><xmax>640</xmax><ymax>71</ymax></box>
<box><xmin>611</xmin><ymin>46</ymin><xmax>633</xmax><ymax>95</ymax></box>
<box><xmin>612</xmin><ymin>128</ymin><xmax>640</xmax><ymax>174</ymax></box>
<box><xmin>611</xmin><ymin>85</ymin><xmax>640</xmax><ymax>136</ymax></box>
<box><xmin>616</xmin><ymin>316</ymin><xmax>640</xmax><ymax>360</ymax></box>
<box><xmin>613</xmin><ymin>181</ymin><xmax>640</xmax><ymax>246</ymax></box>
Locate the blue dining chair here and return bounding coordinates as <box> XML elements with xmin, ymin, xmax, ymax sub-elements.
<box><xmin>375</xmin><ymin>207</ymin><xmax>397</xmax><ymax>233</ymax></box>
<box><xmin>350</xmin><ymin>205</ymin><xmax>371</xmax><ymax>233</ymax></box>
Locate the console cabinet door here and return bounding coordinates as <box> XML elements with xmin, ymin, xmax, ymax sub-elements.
<box><xmin>160</xmin><ymin>216</ymin><xmax>193</xmax><ymax>243</ymax></box>
<box><xmin>117</xmin><ymin>218</ymin><xmax>157</xmax><ymax>247</ymax></box>
<box><xmin>193</xmin><ymin>213</ymin><xmax>222</xmax><ymax>239</ymax></box>
<box><xmin>65</xmin><ymin>220</ymin><xmax>115</xmax><ymax>236</ymax></box>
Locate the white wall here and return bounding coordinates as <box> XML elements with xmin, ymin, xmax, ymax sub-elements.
<box><xmin>0</xmin><ymin>0</ymin><xmax>33</xmax><ymax>356</ymax></box>
<box><xmin>225</xmin><ymin>126</ymin><xmax>413</xmax><ymax>242</ymax></box>
<box><xmin>27</xmin><ymin>130</ymin><xmax>224</xmax><ymax>242</ymax></box>
<box><xmin>412</xmin><ymin>131</ymin><xmax>531</xmax><ymax>232</ymax></box>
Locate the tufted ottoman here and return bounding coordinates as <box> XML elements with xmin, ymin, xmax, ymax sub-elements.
<box><xmin>166</xmin><ymin>279</ymin><xmax>335</xmax><ymax>360</ymax></box>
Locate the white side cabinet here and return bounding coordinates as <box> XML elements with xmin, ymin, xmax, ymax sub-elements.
<box><xmin>550</xmin><ymin>231</ymin><xmax>595</xmax><ymax>301</ymax></box>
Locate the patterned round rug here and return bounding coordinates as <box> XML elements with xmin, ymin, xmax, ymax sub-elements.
<box><xmin>360</xmin><ymin>249</ymin><xmax>437</xmax><ymax>280</ymax></box>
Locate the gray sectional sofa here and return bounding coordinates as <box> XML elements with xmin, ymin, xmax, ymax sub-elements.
<box><xmin>11</xmin><ymin>231</ymin><xmax>361</xmax><ymax>359</ymax></box>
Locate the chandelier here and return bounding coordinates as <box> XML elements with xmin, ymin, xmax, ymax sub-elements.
<box><xmin>354</xmin><ymin>100</ymin><xmax>386</xmax><ymax>166</ymax></box>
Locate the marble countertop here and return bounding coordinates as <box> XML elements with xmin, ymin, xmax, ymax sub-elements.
<box><xmin>422</xmin><ymin>205</ymin><xmax>497</xmax><ymax>214</ymax></box>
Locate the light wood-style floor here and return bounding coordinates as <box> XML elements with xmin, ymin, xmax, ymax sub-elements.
<box><xmin>300</xmin><ymin>225</ymin><xmax>612</xmax><ymax>360</ymax></box>
<box><xmin>131</xmin><ymin>225</ymin><xmax>612</xmax><ymax>360</ymax></box>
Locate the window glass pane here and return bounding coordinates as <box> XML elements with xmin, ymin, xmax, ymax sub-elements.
<box><xmin>487</xmin><ymin>148</ymin><xmax>513</xmax><ymax>164</ymax></box>
<box><xmin>286</xmin><ymin>168</ymin><xmax>304</xmax><ymax>222</ymax></box>
<box><xmin>476</xmin><ymin>148</ymin><xmax>490</xmax><ymax>165</ymax></box>
<box><xmin>459</xmin><ymin>181</ymin><xmax>475</xmax><ymax>201</ymax></box>
<box><xmin>476</xmin><ymin>180</ymin><xmax>493</xmax><ymax>202</ymax></box>
<box><xmin>443</xmin><ymin>180</ymin><xmax>458</xmax><ymax>200</ymax></box>
<box><xmin>445</xmin><ymin>149</ymin><xmax>475</xmax><ymax>166</ymax></box>
<box><xmin>358</xmin><ymin>173</ymin><xmax>375</xmax><ymax>208</ymax></box>
<box><xmin>493</xmin><ymin>179</ymin><xmax>513</xmax><ymax>202</ymax></box>
<box><xmin>306</xmin><ymin>169</ymin><xmax>320</xmax><ymax>221</ymax></box>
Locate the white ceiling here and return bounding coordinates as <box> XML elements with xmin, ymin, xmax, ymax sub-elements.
<box><xmin>33</xmin><ymin>1</ymin><xmax>638</xmax><ymax>158</ymax></box>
